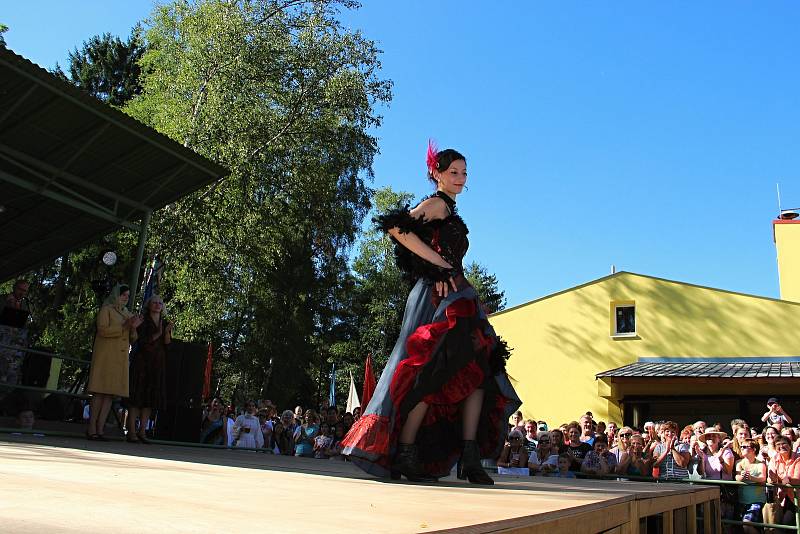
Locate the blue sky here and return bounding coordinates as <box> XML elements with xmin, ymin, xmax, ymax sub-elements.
<box><xmin>4</xmin><ymin>1</ymin><xmax>799</xmax><ymax>308</ymax></box>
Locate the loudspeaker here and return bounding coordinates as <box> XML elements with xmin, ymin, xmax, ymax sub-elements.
<box><xmin>155</xmin><ymin>339</ymin><xmax>206</xmax><ymax>442</ymax></box>
<box><xmin>40</xmin><ymin>393</ymin><xmax>77</xmax><ymax>421</ymax></box>
<box><xmin>21</xmin><ymin>350</ymin><xmax>51</xmax><ymax>388</ymax></box>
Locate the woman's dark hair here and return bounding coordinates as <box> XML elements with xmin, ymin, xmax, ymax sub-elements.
<box><xmin>427</xmin><ymin>148</ymin><xmax>466</xmax><ymax>185</ymax></box>
<box><xmin>119</xmin><ymin>285</ymin><xmax>130</xmax><ymax>294</ymax></box>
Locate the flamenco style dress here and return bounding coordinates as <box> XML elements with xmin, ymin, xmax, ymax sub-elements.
<box><xmin>341</xmin><ymin>192</ymin><xmax>521</xmax><ymax>478</ymax></box>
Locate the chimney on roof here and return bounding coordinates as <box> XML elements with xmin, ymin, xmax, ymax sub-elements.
<box><xmin>774</xmin><ymin>208</ymin><xmax>800</xmax><ymax>302</ymax></box>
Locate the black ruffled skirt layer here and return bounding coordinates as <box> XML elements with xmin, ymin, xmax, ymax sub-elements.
<box><xmin>341</xmin><ymin>277</ymin><xmax>520</xmax><ymax>478</ymax></box>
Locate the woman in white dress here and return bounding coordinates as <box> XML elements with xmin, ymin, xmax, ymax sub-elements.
<box><xmin>233</xmin><ymin>400</ymin><xmax>264</xmax><ymax>449</ymax></box>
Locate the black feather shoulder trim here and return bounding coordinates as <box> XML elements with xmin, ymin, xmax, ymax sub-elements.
<box><xmin>373</xmin><ymin>205</ymin><xmax>426</xmax><ymax>235</ymax></box>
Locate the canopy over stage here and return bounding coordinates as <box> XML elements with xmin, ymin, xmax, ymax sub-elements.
<box><xmin>0</xmin><ymin>46</ymin><xmax>228</xmax><ymax>298</ymax></box>
<box><xmin>0</xmin><ymin>436</ymin><xmax>719</xmax><ymax>533</ymax></box>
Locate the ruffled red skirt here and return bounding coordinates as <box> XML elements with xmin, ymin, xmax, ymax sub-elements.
<box><xmin>341</xmin><ymin>280</ymin><xmax>518</xmax><ymax>479</ymax></box>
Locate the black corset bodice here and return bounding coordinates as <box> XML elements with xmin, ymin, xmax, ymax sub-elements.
<box><xmin>375</xmin><ymin>192</ymin><xmax>469</xmax><ymax>283</ymax></box>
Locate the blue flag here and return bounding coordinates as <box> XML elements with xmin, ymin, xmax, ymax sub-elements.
<box><xmin>328</xmin><ymin>362</ymin><xmax>336</xmax><ymax>407</ymax></box>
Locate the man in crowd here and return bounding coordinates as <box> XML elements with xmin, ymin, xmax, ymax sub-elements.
<box><xmin>579</xmin><ymin>414</ymin><xmax>595</xmax><ymax>446</ymax></box>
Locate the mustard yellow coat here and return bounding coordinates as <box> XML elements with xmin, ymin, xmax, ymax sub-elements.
<box><xmin>87</xmin><ymin>304</ymin><xmax>138</xmax><ymax>396</ymax></box>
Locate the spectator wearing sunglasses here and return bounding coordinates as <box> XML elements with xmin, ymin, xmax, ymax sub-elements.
<box><xmin>497</xmin><ymin>429</ymin><xmax>529</xmax><ymax>469</ymax></box>
<box><xmin>610</xmin><ymin>426</ymin><xmax>633</xmax><ymax>464</ymax></box>
<box><xmin>529</xmin><ymin>432</ymin><xmax>556</xmax><ymax>474</ymax></box>
<box><xmin>735</xmin><ymin>438</ymin><xmax>766</xmax><ymax>534</ymax></box>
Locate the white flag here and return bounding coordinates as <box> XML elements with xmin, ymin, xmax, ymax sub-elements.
<box><xmin>346</xmin><ymin>371</ymin><xmax>360</xmax><ymax>414</ymax></box>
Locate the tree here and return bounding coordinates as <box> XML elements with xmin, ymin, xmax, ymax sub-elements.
<box><xmin>53</xmin><ymin>27</ymin><xmax>146</xmax><ymax>106</ymax></box>
<box><xmin>0</xmin><ymin>24</ymin><xmax>8</xmax><ymax>47</ymax></box>
<box><xmin>125</xmin><ymin>0</ymin><xmax>391</xmax><ymax>408</ymax></box>
<box><xmin>464</xmin><ymin>261</ymin><xmax>507</xmax><ymax>314</ymax></box>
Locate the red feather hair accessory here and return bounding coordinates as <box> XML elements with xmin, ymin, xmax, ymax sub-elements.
<box><xmin>426</xmin><ymin>139</ymin><xmax>439</xmax><ymax>174</ymax></box>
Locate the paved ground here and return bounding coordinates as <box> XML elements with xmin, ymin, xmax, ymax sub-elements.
<box><xmin>0</xmin><ymin>434</ymin><xmax>689</xmax><ymax>533</ymax></box>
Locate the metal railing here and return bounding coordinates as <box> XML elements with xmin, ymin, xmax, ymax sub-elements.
<box><xmin>584</xmin><ymin>471</ymin><xmax>800</xmax><ymax>532</ymax></box>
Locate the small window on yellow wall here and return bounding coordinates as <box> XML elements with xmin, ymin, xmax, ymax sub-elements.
<box><xmin>610</xmin><ymin>300</ymin><xmax>636</xmax><ymax>337</ymax></box>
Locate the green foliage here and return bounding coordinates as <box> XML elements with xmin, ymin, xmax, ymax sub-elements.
<box><xmin>0</xmin><ymin>24</ymin><xmax>8</xmax><ymax>47</ymax></box>
<box><xmin>53</xmin><ymin>27</ymin><xmax>145</xmax><ymax>106</ymax></box>
<box><xmin>124</xmin><ymin>0</ymin><xmax>392</xmax><ymax>408</ymax></box>
<box><xmin>464</xmin><ymin>261</ymin><xmax>507</xmax><ymax>313</ymax></box>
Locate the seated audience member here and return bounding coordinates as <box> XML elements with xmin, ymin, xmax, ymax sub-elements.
<box><xmin>652</xmin><ymin>421</ymin><xmax>690</xmax><ymax>480</ymax></box>
<box><xmin>565</xmin><ymin>422</ymin><xmax>592</xmax><ymax>471</ymax></box>
<box><xmin>294</xmin><ymin>409</ymin><xmax>320</xmax><ymax>457</ymax></box>
<box><xmin>764</xmin><ymin>435</ymin><xmax>800</xmax><ymax>529</ymax></box>
<box><xmin>617</xmin><ymin>433</ymin><xmax>649</xmax><ymax>476</ymax></box>
<box><xmin>551</xmin><ymin>453</ymin><xmax>576</xmax><ymax>479</ymax></box>
<box><xmin>606</xmin><ymin>421</ymin><xmax>619</xmax><ymax>445</ymax></box>
<box><xmin>200</xmin><ymin>397</ymin><xmax>228</xmax><ymax>446</ymax></box>
<box><xmin>523</xmin><ymin>419</ymin><xmax>538</xmax><ymax>455</ymax></box>
<box><xmin>581</xmin><ymin>435</ymin><xmax>617</xmax><ymax>475</ymax></box>
<box><xmin>352</xmin><ymin>406</ymin><xmax>361</xmax><ymax>420</ymax></box>
<box><xmin>313</xmin><ymin>422</ymin><xmax>333</xmax><ymax>459</ymax></box>
<box><xmin>233</xmin><ymin>400</ymin><xmax>264</xmax><ymax>449</ymax></box>
<box><xmin>497</xmin><ymin>429</ymin><xmax>529</xmax><ymax>469</ymax></box>
<box><xmin>579</xmin><ymin>415</ymin><xmax>595</xmax><ymax>446</ymax></box>
<box><xmin>294</xmin><ymin>405</ymin><xmax>304</xmax><ymax>426</ymax></box>
<box><xmin>735</xmin><ymin>438</ymin><xmax>767</xmax><ymax>534</ymax></box>
<box><xmin>762</xmin><ymin>398</ymin><xmax>792</xmax><ymax>431</ymax></box>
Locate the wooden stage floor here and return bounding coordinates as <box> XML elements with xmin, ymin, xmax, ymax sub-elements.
<box><xmin>0</xmin><ymin>435</ymin><xmax>719</xmax><ymax>533</ymax></box>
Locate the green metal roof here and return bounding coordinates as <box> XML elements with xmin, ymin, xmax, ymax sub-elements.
<box><xmin>0</xmin><ymin>46</ymin><xmax>229</xmax><ymax>282</ymax></box>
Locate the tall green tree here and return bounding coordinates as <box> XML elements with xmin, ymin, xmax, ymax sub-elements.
<box><xmin>0</xmin><ymin>24</ymin><xmax>8</xmax><ymax>47</ymax></box>
<box><xmin>125</xmin><ymin>0</ymin><xmax>391</xmax><ymax>408</ymax></box>
<box><xmin>53</xmin><ymin>27</ymin><xmax>145</xmax><ymax>106</ymax></box>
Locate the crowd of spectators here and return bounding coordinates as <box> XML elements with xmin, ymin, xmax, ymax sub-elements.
<box><xmin>199</xmin><ymin>398</ymin><xmax>361</xmax><ymax>461</ymax></box>
<box><xmin>503</xmin><ymin>398</ymin><xmax>800</xmax><ymax>531</ymax></box>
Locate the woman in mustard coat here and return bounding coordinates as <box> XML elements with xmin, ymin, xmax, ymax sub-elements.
<box><xmin>86</xmin><ymin>284</ymin><xmax>142</xmax><ymax>440</ymax></box>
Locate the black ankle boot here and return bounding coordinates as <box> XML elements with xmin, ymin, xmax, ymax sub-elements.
<box><xmin>390</xmin><ymin>443</ymin><xmax>437</xmax><ymax>482</ymax></box>
<box><xmin>457</xmin><ymin>440</ymin><xmax>494</xmax><ymax>485</ymax></box>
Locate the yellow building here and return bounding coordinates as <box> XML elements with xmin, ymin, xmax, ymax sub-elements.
<box><xmin>491</xmin><ymin>217</ymin><xmax>800</xmax><ymax>428</ymax></box>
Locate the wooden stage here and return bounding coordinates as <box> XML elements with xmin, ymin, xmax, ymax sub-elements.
<box><xmin>0</xmin><ymin>435</ymin><xmax>719</xmax><ymax>533</ymax></box>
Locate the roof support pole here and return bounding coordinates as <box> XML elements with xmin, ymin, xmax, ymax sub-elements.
<box><xmin>129</xmin><ymin>210</ymin><xmax>152</xmax><ymax>311</ymax></box>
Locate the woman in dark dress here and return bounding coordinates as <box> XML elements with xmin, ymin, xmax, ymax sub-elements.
<box><xmin>126</xmin><ymin>294</ymin><xmax>172</xmax><ymax>443</ymax></box>
<box><xmin>341</xmin><ymin>143</ymin><xmax>520</xmax><ymax>484</ymax></box>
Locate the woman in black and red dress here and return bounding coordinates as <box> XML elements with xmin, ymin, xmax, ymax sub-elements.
<box><xmin>341</xmin><ymin>142</ymin><xmax>520</xmax><ymax>484</ymax></box>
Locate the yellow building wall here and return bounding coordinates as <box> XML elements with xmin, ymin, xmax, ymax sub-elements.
<box><xmin>775</xmin><ymin>221</ymin><xmax>800</xmax><ymax>303</ymax></box>
<box><xmin>490</xmin><ymin>272</ymin><xmax>800</xmax><ymax>427</ymax></box>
